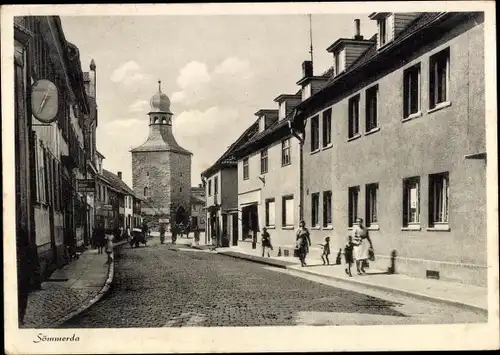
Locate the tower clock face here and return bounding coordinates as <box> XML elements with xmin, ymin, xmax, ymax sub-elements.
<box><xmin>31</xmin><ymin>79</ymin><xmax>59</xmax><ymax>123</ymax></box>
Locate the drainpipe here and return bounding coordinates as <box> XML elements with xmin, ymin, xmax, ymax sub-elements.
<box><xmin>289</xmin><ymin>110</ymin><xmax>305</xmax><ymax>221</ymax></box>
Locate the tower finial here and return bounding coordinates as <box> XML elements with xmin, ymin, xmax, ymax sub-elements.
<box><xmin>308</xmin><ymin>14</ymin><xmax>314</xmax><ymax>65</ymax></box>
<box><xmin>158</xmin><ymin>79</ymin><xmax>161</xmax><ymax>92</ymax></box>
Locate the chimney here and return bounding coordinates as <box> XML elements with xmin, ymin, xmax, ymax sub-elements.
<box><xmin>117</xmin><ymin>171</ymin><xmax>122</xmax><ymax>180</ymax></box>
<box><xmin>302</xmin><ymin>60</ymin><xmax>313</xmax><ymax>78</ymax></box>
<box><xmin>354</xmin><ymin>19</ymin><xmax>363</xmax><ymax>40</ymax></box>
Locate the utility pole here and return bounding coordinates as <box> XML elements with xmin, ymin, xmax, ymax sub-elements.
<box><xmin>309</xmin><ymin>14</ymin><xmax>314</xmax><ymax>65</ymax></box>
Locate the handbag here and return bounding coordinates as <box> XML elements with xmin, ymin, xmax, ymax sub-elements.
<box><xmin>293</xmin><ymin>247</ymin><xmax>300</xmax><ymax>257</ymax></box>
<box><xmin>368</xmin><ymin>247</ymin><xmax>375</xmax><ymax>261</ymax></box>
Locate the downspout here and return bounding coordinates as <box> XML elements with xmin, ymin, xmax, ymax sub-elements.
<box><xmin>289</xmin><ymin>110</ymin><xmax>305</xmax><ymax>221</ymax></box>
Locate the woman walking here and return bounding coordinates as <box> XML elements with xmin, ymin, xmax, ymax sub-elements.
<box><xmin>352</xmin><ymin>218</ymin><xmax>373</xmax><ymax>275</ymax></box>
<box><xmin>105</xmin><ymin>230</ymin><xmax>114</xmax><ymax>265</ymax></box>
<box><xmin>96</xmin><ymin>224</ymin><xmax>106</xmax><ymax>255</ymax></box>
<box><xmin>295</xmin><ymin>221</ymin><xmax>311</xmax><ymax>267</ymax></box>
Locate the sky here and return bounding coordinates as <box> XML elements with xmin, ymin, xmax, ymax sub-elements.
<box><xmin>60</xmin><ymin>14</ymin><xmax>377</xmax><ymax>188</ymax></box>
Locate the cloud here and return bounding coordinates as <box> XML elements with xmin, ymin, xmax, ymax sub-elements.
<box><xmin>129</xmin><ymin>99</ymin><xmax>149</xmax><ymax>113</ymax></box>
<box><xmin>171</xmin><ymin>57</ymin><xmax>254</xmax><ymax>108</ymax></box>
<box><xmin>176</xmin><ymin>61</ymin><xmax>212</xmax><ymax>89</ymax></box>
<box><xmin>111</xmin><ymin>61</ymin><xmax>149</xmax><ymax>88</ymax></box>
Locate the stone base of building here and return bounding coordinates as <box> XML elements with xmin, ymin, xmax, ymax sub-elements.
<box><xmin>37</xmin><ymin>243</ymin><xmax>67</xmax><ymax>280</ymax></box>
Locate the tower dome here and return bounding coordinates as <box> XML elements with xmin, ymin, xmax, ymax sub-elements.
<box><xmin>149</xmin><ymin>80</ymin><xmax>172</xmax><ymax>114</ymax></box>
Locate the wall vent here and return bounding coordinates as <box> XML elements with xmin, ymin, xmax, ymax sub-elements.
<box><xmin>426</xmin><ymin>270</ymin><xmax>440</xmax><ymax>280</ymax></box>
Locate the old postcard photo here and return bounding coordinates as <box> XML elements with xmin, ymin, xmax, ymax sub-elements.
<box><xmin>2</xmin><ymin>2</ymin><xmax>499</xmax><ymax>353</ymax></box>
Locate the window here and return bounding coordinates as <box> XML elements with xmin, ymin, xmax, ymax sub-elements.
<box><xmin>403</xmin><ymin>64</ymin><xmax>421</xmax><ymax>118</ymax></box>
<box><xmin>429</xmin><ymin>173</ymin><xmax>449</xmax><ymax>227</ymax></box>
<box><xmin>334</xmin><ymin>49</ymin><xmax>345</xmax><ymax>75</ymax></box>
<box><xmin>310</xmin><ymin>115</ymin><xmax>320</xmax><ymax>151</ymax></box>
<box><xmin>348</xmin><ymin>95</ymin><xmax>360</xmax><ymax>139</ymax></box>
<box><xmin>403</xmin><ymin>177</ymin><xmax>420</xmax><ymax>226</ymax></box>
<box><xmin>214</xmin><ymin>176</ymin><xmax>218</xmax><ymax>194</ymax></box>
<box><xmin>365</xmin><ymin>85</ymin><xmax>378</xmax><ymax>132</ymax></box>
<box><xmin>146</xmin><ymin>172</ymin><xmax>149</xmax><ymax>177</ymax></box>
<box><xmin>208</xmin><ymin>179</ymin><xmax>212</xmax><ymax>196</ymax></box>
<box><xmin>243</xmin><ymin>158</ymin><xmax>249</xmax><ymax>180</ymax></box>
<box><xmin>311</xmin><ymin>193</ymin><xmax>320</xmax><ymax>227</ymax></box>
<box><xmin>348</xmin><ymin>186</ymin><xmax>359</xmax><ymax>227</ymax></box>
<box><xmin>281</xmin><ymin>139</ymin><xmax>291</xmax><ymax>166</ymax></box>
<box><xmin>144</xmin><ymin>187</ymin><xmax>148</xmax><ymax>197</ymax></box>
<box><xmin>323</xmin><ymin>190</ymin><xmax>332</xmax><ymax>227</ymax></box>
<box><xmin>379</xmin><ymin>18</ymin><xmax>387</xmax><ymax>47</ymax></box>
<box><xmin>265</xmin><ymin>198</ymin><xmax>275</xmax><ymax>227</ymax></box>
<box><xmin>365</xmin><ymin>183</ymin><xmax>378</xmax><ymax>227</ymax></box>
<box><xmin>429</xmin><ymin>48</ymin><xmax>450</xmax><ymax>109</ymax></box>
<box><xmin>322</xmin><ymin>109</ymin><xmax>332</xmax><ymax>147</ymax></box>
<box><xmin>260</xmin><ymin>149</ymin><xmax>268</xmax><ymax>174</ymax></box>
<box><xmin>282</xmin><ymin>195</ymin><xmax>294</xmax><ymax>227</ymax></box>
<box><xmin>180</xmin><ymin>187</ymin><xmax>183</xmax><ymax>192</ymax></box>
<box><xmin>334</xmin><ymin>51</ymin><xmax>340</xmax><ymax>76</ymax></box>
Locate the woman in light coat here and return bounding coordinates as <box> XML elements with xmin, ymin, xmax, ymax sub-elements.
<box><xmin>105</xmin><ymin>231</ymin><xmax>114</xmax><ymax>265</ymax></box>
<box><xmin>352</xmin><ymin>218</ymin><xmax>373</xmax><ymax>275</ymax></box>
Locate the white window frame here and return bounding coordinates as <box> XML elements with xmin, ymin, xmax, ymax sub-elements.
<box><xmin>365</xmin><ymin>183</ymin><xmax>379</xmax><ymax>227</ymax></box>
<box><xmin>348</xmin><ymin>95</ymin><xmax>360</xmax><ymax>139</ymax></box>
<box><xmin>260</xmin><ymin>149</ymin><xmax>268</xmax><ymax>174</ymax></box>
<box><xmin>365</xmin><ymin>85</ymin><xmax>379</xmax><ymax>132</ymax></box>
<box><xmin>403</xmin><ymin>64</ymin><xmax>421</xmax><ymax>119</ymax></box>
<box><xmin>323</xmin><ymin>190</ymin><xmax>332</xmax><ymax>228</ymax></box>
<box><xmin>348</xmin><ymin>186</ymin><xmax>359</xmax><ymax>228</ymax></box>
<box><xmin>310</xmin><ymin>115</ymin><xmax>320</xmax><ymax>152</ymax></box>
<box><xmin>429</xmin><ymin>172</ymin><xmax>450</xmax><ymax>228</ymax></box>
<box><xmin>322</xmin><ymin>109</ymin><xmax>332</xmax><ymax>147</ymax></box>
<box><xmin>403</xmin><ymin>177</ymin><xmax>420</xmax><ymax>228</ymax></box>
<box><xmin>282</xmin><ymin>195</ymin><xmax>294</xmax><ymax>227</ymax></box>
<box><xmin>311</xmin><ymin>192</ymin><xmax>320</xmax><ymax>228</ymax></box>
<box><xmin>243</xmin><ymin>158</ymin><xmax>249</xmax><ymax>180</ymax></box>
<box><xmin>429</xmin><ymin>48</ymin><xmax>450</xmax><ymax>110</ymax></box>
<box><xmin>265</xmin><ymin>198</ymin><xmax>276</xmax><ymax>227</ymax></box>
<box><xmin>281</xmin><ymin>139</ymin><xmax>291</xmax><ymax>166</ymax></box>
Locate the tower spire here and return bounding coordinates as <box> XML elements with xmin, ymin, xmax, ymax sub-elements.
<box><xmin>158</xmin><ymin>79</ymin><xmax>162</xmax><ymax>92</ymax></box>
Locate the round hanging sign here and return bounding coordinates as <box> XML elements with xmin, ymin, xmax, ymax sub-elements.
<box><xmin>31</xmin><ymin>79</ymin><xmax>59</xmax><ymax>123</ymax></box>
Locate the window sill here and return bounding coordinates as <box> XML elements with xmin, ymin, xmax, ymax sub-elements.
<box><xmin>243</xmin><ymin>178</ymin><xmax>249</xmax><ymax>181</ymax></box>
<box><xmin>364</xmin><ymin>127</ymin><xmax>380</xmax><ymax>136</ymax></box>
<box><xmin>260</xmin><ymin>171</ymin><xmax>268</xmax><ymax>175</ymax></box>
<box><xmin>402</xmin><ymin>111</ymin><xmax>422</xmax><ymax>123</ymax></box>
<box><xmin>367</xmin><ymin>224</ymin><xmax>380</xmax><ymax>231</ymax></box>
<box><xmin>34</xmin><ymin>202</ymin><xmax>49</xmax><ymax>208</ymax></box>
<box><xmin>347</xmin><ymin>134</ymin><xmax>361</xmax><ymax>142</ymax></box>
<box><xmin>428</xmin><ymin>101</ymin><xmax>452</xmax><ymax>114</ymax></box>
<box><xmin>321</xmin><ymin>143</ymin><xmax>333</xmax><ymax>151</ymax></box>
<box><xmin>311</xmin><ymin>226</ymin><xmax>321</xmax><ymax>230</ymax></box>
<box><xmin>401</xmin><ymin>225</ymin><xmax>421</xmax><ymax>231</ymax></box>
<box><xmin>427</xmin><ymin>224</ymin><xmax>450</xmax><ymax>232</ymax></box>
<box><xmin>281</xmin><ymin>163</ymin><xmax>291</xmax><ymax>167</ymax></box>
<box><xmin>310</xmin><ymin>149</ymin><xmax>321</xmax><ymax>156</ymax></box>
<box><xmin>282</xmin><ymin>226</ymin><xmax>294</xmax><ymax>230</ymax></box>
<box><xmin>322</xmin><ymin>226</ymin><xmax>334</xmax><ymax>230</ymax></box>
<box><xmin>265</xmin><ymin>226</ymin><xmax>275</xmax><ymax>230</ymax></box>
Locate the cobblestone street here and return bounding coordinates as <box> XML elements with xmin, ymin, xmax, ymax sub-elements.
<box><xmin>63</xmin><ymin>237</ymin><xmax>487</xmax><ymax>328</ymax></box>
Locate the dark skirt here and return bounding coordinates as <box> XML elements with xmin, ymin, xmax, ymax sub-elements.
<box><xmin>344</xmin><ymin>249</ymin><xmax>354</xmax><ymax>264</ymax></box>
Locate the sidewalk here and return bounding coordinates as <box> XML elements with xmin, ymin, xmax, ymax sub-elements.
<box><xmin>22</xmin><ymin>240</ymin><xmax>127</xmax><ymax>328</ymax></box>
<box><xmin>211</xmin><ymin>246</ymin><xmax>488</xmax><ymax>314</ymax></box>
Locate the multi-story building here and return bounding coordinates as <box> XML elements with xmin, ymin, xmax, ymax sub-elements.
<box><xmin>231</xmin><ymin>100</ymin><xmax>304</xmax><ymax>249</ymax></box>
<box><xmin>190</xmin><ymin>185</ymin><xmax>206</xmax><ymax>231</ymax></box>
<box><xmin>292</xmin><ymin>12</ymin><xmax>486</xmax><ymax>285</ymax></box>
<box><xmin>201</xmin><ymin>121</ymin><xmax>260</xmax><ymax>247</ymax></box>
<box><xmin>13</xmin><ymin>16</ymin><xmax>95</xmax><ymax>323</ymax></box>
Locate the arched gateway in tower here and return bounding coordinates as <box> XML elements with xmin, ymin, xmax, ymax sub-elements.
<box><xmin>130</xmin><ymin>81</ymin><xmax>192</xmax><ymax>227</ymax></box>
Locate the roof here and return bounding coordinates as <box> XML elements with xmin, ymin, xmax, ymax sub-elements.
<box><xmin>191</xmin><ymin>195</ymin><xmax>205</xmax><ymax>205</ymax></box>
<box><xmin>297</xmin><ymin>12</ymin><xmax>448</xmax><ymax>115</ymax></box>
<box><xmin>201</xmin><ymin>119</ymin><xmax>260</xmax><ymax>177</ymax></box>
<box><xmin>102</xmin><ymin>169</ymin><xmax>137</xmax><ymax>198</ymax></box>
<box><xmin>130</xmin><ymin>126</ymin><xmax>192</xmax><ymax>155</ymax></box>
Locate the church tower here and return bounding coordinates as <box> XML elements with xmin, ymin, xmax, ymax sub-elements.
<box><xmin>131</xmin><ymin>81</ymin><xmax>192</xmax><ymax>226</ymax></box>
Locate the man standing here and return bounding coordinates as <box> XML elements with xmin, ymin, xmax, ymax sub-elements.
<box><xmin>261</xmin><ymin>227</ymin><xmax>273</xmax><ymax>257</ymax></box>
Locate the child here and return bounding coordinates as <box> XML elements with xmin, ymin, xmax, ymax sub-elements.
<box><xmin>335</xmin><ymin>248</ymin><xmax>342</xmax><ymax>265</ymax></box>
<box><xmin>320</xmin><ymin>236</ymin><xmax>331</xmax><ymax>265</ymax></box>
<box><xmin>344</xmin><ymin>235</ymin><xmax>354</xmax><ymax>277</ymax></box>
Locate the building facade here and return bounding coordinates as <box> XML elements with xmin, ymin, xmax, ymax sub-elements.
<box><xmin>293</xmin><ymin>12</ymin><xmax>486</xmax><ymax>286</ymax></box>
<box><xmin>190</xmin><ymin>185</ymin><xmax>206</xmax><ymax>231</ymax></box>
<box><xmin>131</xmin><ymin>82</ymin><xmax>192</xmax><ymax>230</ymax></box>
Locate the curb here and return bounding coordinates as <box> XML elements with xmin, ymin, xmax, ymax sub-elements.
<box><xmin>216</xmin><ymin>251</ymin><xmax>294</xmax><ymax>269</ymax></box>
<box><xmin>49</xmin><ymin>243</ymin><xmax>125</xmax><ymax>328</ymax></box>
<box><xmin>212</xmin><ymin>250</ymin><xmax>488</xmax><ymax>315</ymax></box>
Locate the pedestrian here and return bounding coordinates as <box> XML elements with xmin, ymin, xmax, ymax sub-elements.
<box><xmin>193</xmin><ymin>225</ymin><xmax>200</xmax><ymax>246</ymax></box>
<box><xmin>159</xmin><ymin>224</ymin><xmax>166</xmax><ymax>244</ymax></box>
<box><xmin>261</xmin><ymin>227</ymin><xmax>273</xmax><ymax>257</ymax></box>
<box><xmin>352</xmin><ymin>218</ymin><xmax>373</xmax><ymax>275</ymax></box>
<box><xmin>344</xmin><ymin>235</ymin><xmax>354</xmax><ymax>277</ymax></box>
<box><xmin>295</xmin><ymin>220</ymin><xmax>311</xmax><ymax>267</ymax></box>
<box><xmin>320</xmin><ymin>236</ymin><xmax>331</xmax><ymax>265</ymax></box>
<box><xmin>171</xmin><ymin>223</ymin><xmax>178</xmax><ymax>244</ymax></box>
<box><xmin>96</xmin><ymin>224</ymin><xmax>106</xmax><ymax>254</ymax></box>
<box><xmin>105</xmin><ymin>231</ymin><xmax>114</xmax><ymax>264</ymax></box>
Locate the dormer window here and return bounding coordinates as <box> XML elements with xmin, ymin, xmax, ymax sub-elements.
<box><xmin>334</xmin><ymin>49</ymin><xmax>346</xmax><ymax>76</ymax></box>
<box><xmin>376</xmin><ymin>14</ymin><xmax>394</xmax><ymax>48</ymax></box>
<box><xmin>279</xmin><ymin>102</ymin><xmax>286</xmax><ymax>120</ymax></box>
